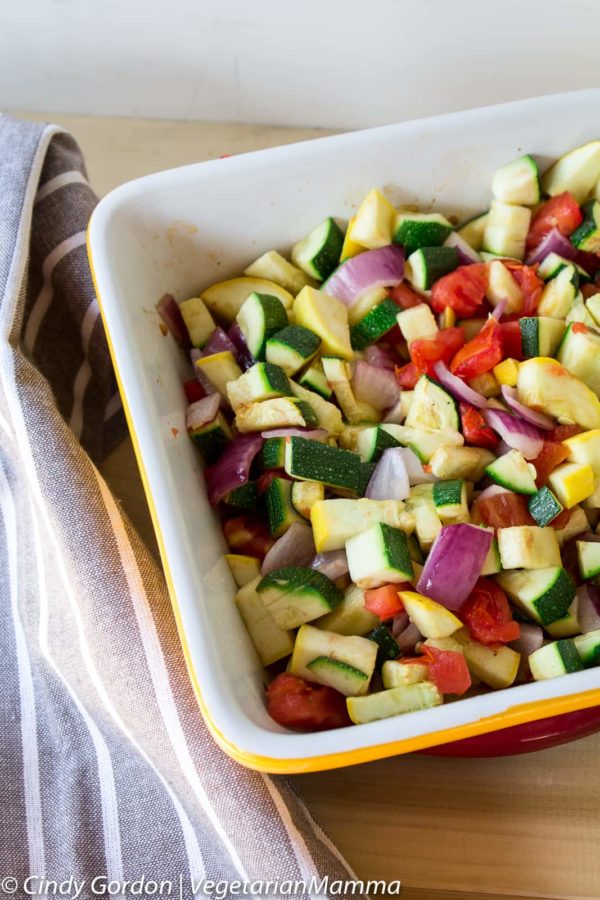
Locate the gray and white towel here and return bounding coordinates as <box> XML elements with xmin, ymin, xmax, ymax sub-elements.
<box><xmin>0</xmin><ymin>114</ymin><xmax>362</xmax><ymax>900</ymax></box>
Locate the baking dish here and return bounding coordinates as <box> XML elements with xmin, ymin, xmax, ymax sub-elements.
<box><xmin>88</xmin><ymin>89</ymin><xmax>600</xmax><ymax>772</ymax></box>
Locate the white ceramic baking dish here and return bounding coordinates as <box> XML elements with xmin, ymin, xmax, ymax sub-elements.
<box><xmin>88</xmin><ymin>89</ymin><xmax>600</xmax><ymax>773</ymax></box>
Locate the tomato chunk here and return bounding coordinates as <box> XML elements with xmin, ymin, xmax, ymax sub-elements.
<box><xmin>450</xmin><ymin>317</ymin><xmax>503</xmax><ymax>379</ymax></box>
<box><xmin>499</xmin><ymin>320</ymin><xmax>523</xmax><ymax>360</ymax></box>
<box><xmin>460</xmin><ymin>402</ymin><xmax>499</xmax><ymax>449</ymax></box>
<box><xmin>410</xmin><ymin>326</ymin><xmax>465</xmax><ymax>376</ymax></box>
<box><xmin>418</xmin><ymin>646</ymin><xmax>471</xmax><ymax>695</ymax></box>
<box><xmin>526</xmin><ymin>192</ymin><xmax>583</xmax><ymax>253</ymax></box>
<box><xmin>388</xmin><ymin>282</ymin><xmax>423</xmax><ymax>309</ymax></box>
<box><xmin>395</xmin><ymin>362</ymin><xmax>419</xmax><ymax>389</ymax></box>
<box><xmin>431</xmin><ymin>264</ymin><xmax>488</xmax><ymax>317</ymax></box>
<box><xmin>183</xmin><ymin>378</ymin><xmax>206</xmax><ymax>403</ymax></box>
<box><xmin>267</xmin><ymin>673</ymin><xmax>351</xmax><ymax>731</ymax></box>
<box><xmin>502</xmin><ymin>262</ymin><xmax>543</xmax><ymax>316</ymax></box>
<box><xmin>364</xmin><ymin>584</ymin><xmax>409</xmax><ymax>620</ymax></box>
<box><xmin>546</xmin><ymin>424</ymin><xmax>583</xmax><ymax>443</ymax></box>
<box><xmin>223</xmin><ymin>515</ymin><xmax>274</xmax><ymax>559</ymax></box>
<box><xmin>473</xmin><ymin>492</ymin><xmax>535</xmax><ymax>528</ymax></box>
<box><xmin>461</xmin><ymin>578</ymin><xmax>521</xmax><ymax>646</ymax></box>
<box><xmin>533</xmin><ymin>441</ymin><xmax>570</xmax><ymax>488</ymax></box>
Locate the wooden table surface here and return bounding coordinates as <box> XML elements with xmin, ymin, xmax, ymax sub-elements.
<box><xmin>18</xmin><ymin>111</ymin><xmax>600</xmax><ymax>900</ymax></box>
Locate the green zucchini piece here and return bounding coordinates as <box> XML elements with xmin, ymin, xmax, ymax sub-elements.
<box><xmin>257</xmin><ymin>568</ymin><xmax>343</xmax><ymax>629</ymax></box>
<box><xmin>236</xmin><ymin>292</ymin><xmax>289</xmax><ymax>359</ymax></box>
<box><xmin>265</xmin><ymin>325</ymin><xmax>321</xmax><ymax>376</ymax></box>
<box><xmin>284</xmin><ymin>436</ymin><xmax>360</xmax><ymax>492</ymax></box>
<box><xmin>265</xmin><ymin>477</ymin><xmax>304</xmax><ymax>536</ymax></box>
<box><xmin>496</xmin><ymin>566</ymin><xmax>575</xmax><ymax>626</ymax></box>
<box><xmin>393</xmin><ymin>212</ymin><xmax>453</xmax><ymax>254</ymax></box>
<box><xmin>350</xmin><ymin>297</ymin><xmax>399</xmax><ymax>350</ymax></box>
<box><xmin>528</xmin><ymin>487</ymin><xmax>563</xmax><ymax>527</ymax></box>
<box><xmin>291</xmin><ymin>217</ymin><xmax>344</xmax><ymax>280</ymax></box>
<box><xmin>407</xmin><ymin>246</ymin><xmax>459</xmax><ymax>290</ymax></box>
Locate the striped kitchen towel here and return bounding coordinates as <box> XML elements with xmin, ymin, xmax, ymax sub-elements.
<box><xmin>0</xmin><ymin>115</ymin><xmax>361</xmax><ymax>900</ymax></box>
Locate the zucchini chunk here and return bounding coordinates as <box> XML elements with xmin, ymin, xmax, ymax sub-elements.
<box><xmin>491</xmin><ymin>154</ymin><xmax>540</xmax><ymax>206</ymax></box>
<box><xmin>291</xmin><ymin>217</ymin><xmax>344</xmax><ymax>280</ymax></box>
<box><xmin>290</xmin><ymin>624</ymin><xmax>377</xmax><ymax>696</ymax></box>
<box><xmin>346</xmin><ymin>522</ymin><xmax>414</xmax><ymax>589</ymax></box>
<box><xmin>257</xmin><ymin>567</ymin><xmax>343</xmax><ymax>629</ymax></box>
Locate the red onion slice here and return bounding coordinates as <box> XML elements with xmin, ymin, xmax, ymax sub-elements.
<box><xmin>156</xmin><ymin>293</ymin><xmax>191</xmax><ymax>348</ymax></box>
<box><xmin>525</xmin><ymin>228</ymin><xmax>577</xmax><ymax>266</ymax></box>
<box><xmin>432</xmin><ymin>361</ymin><xmax>487</xmax><ymax>409</ymax></box>
<box><xmin>310</xmin><ymin>549</ymin><xmax>349</xmax><ymax>581</ymax></box>
<box><xmin>491</xmin><ymin>298</ymin><xmax>508</xmax><ymax>321</ymax></box>
<box><xmin>444</xmin><ymin>231</ymin><xmax>481</xmax><ymax>265</ymax></box>
<box><xmin>261</xmin><ymin>523</ymin><xmax>315</xmax><ymax>575</ymax></box>
<box><xmin>228</xmin><ymin>323</ymin><xmax>255</xmax><ymax>370</ymax></box>
<box><xmin>365</xmin><ymin>448</ymin><xmax>410</xmax><ymax>500</ymax></box>
<box><xmin>483</xmin><ymin>408</ymin><xmax>543</xmax><ymax>460</ymax></box>
<box><xmin>391</xmin><ymin>612</ymin><xmax>409</xmax><ymax>637</ymax></box>
<box><xmin>509</xmin><ymin>622</ymin><xmax>543</xmax><ymax>656</ymax></box>
<box><xmin>202</xmin><ymin>327</ymin><xmax>238</xmax><ymax>358</ymax></box>
<box><xmin>323</xmin><ymin>246</ymin><xmax>405</xmax><ymax>306</ymax></box>
<box><xmin>417</xmin><ymin>524</ymin><xmax>494</xmax><ymax>612</ymax></box>
<box><xmin>205</xmin><ymin>434</ymin><xmax>263</xmax><ymax>505</ymax></box>
<box><xmin>500</xmin><ymin>385</ymin><xmax>555</xmax><ymax>430</ymax></box>
<box><xmin>364</xmin><ymin>345</ymin><xmax>397</xmax><ymax>370</ymax></box>
<box><xmin>395</xmin><ymin>622</ymin><xmax>423</xmax><ymax>653</ymax></box>
<box><xmin>383</xmin><ymin>398</ymin><xmax>406</xmax><ymax>425</ymax></box>
<box><xmin>399</xmin><ymin>447</ymin><xmax>438</xmax><ymax>484</ymax></box>
<box><xmin>185</xmin><ymin>394</ymin><xmax>221</xmax><ymax>432</ymax></box>
<box><xmin>577</xmin><ymin>584</ymin><xmax>600</xmax><ymax>634</ymax></box>
<box><xmin>352</xmin><ymin>361</ymin><xmax>400</xmax><ymax>410</ymax></box>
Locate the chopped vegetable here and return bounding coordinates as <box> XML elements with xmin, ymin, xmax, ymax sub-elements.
<box><xmin>172</xmin><ymin>140</ymin><xmax>600</xmax><ymax>732</ymax></box>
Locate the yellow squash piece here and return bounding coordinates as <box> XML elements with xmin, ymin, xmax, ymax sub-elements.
<box><xmin>398</xmin><ymin>591</ymin><xmax>463</xmax><ymax>638</ymax></box>
<box><xmin>517</xmin><ymin>357</ymin><xmax>600</xmax><ymax>430</ymax></box>
<box><xmin>225</xmin><ymin>554</ymin><xmax>261</xmax><ymax>587</ymax></box>
<box><xmin>563</xmin><ymin>429</ymin><xmax>600</xmax><ymax>474</ymax></box>
<box><xmin>195</xmin><ymin>351</ymin><xmax>242</xmax><ymax>398</ymax></box>
<box><xmin>293</xmin><ymin>286</ymin><xmax>353</xmax><ymax>360</ymax></box>
<box><xmin>548</xmin><ymin>462</ymin><xmax>595</xmax><ymax>508</ymax></box>
<box><xmin>493</xmin><ymin>358</ymin><xmax>520</xmax><ymax>387</ymax></box>
<box><xmin>201</xmin><ymin>277</ymin><xmax>294</xmax><ymax>321</ymax></box>
<box><xmin>340</xmin><ymin>216</ymin><xmax>366</xmax><ymax>261</ymax></box>
<box><xmin>348</xmin><ymin>189</ymin><xmax>397</xmax><ymax>249</ymax></box>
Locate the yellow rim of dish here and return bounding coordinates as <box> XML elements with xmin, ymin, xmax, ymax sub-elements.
<box><xmin>87</xmin><ymin>221</ymin><xmax>600</xmax><ymax>773</ymax></box>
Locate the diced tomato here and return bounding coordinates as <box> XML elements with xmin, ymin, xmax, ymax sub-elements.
<box><xmin>526</xmin><ymin>192</ymin><xmax>583</xmax><ymax>253</ymax></box>
<box><xmin>546</xmin><ymin>424</ymin><xmax>583</xmax><ymax>443</ymax></box>
<box><xmin>461</xmin><ymin>578</ymin><xmax>521</xmax><ymax>646</ymax></box>
<box><xmin>459</xmin><ymin>402</ymin><xmax>499</xmax><ymax>449</ymax></box>
<box><xmin>431</xmin><ymin>264</ymin><xmax>489</xmax><ymax>317</ymax></box>
<box><xmin>395</xmin><ymin>362</ymin><xmax>419</xmax><ymax>389</ymax></box>
<box><xmin>388</xmin><ymin>282</ymin><xmax>423</xmax><ymax>309</ymax></box>
<box><xmin>533</xmin><ymin>441</ymin><xmax>570</xmax><ymax>488</ymax></box>
<box><xmin>499</xmin><ymin>320</ymin><xmax>523</xmax><ymax>360</ymax></box>
<box><xmin>223</xmin><ymin>515</ymin><xmax>274</xmax><ymax>559</ymax></box>
<box><xmin>183</xmin><ymin>378</ymin><xmax>206</xmax><ymax>403</ymax></box>
<box><xmin>418</xmin><ymin>645</ymin><xmax>472</xmax><ymax>695</ymax></box>
<box><xmin>449</xmin><ymin>317</ymin><xmax>503</xmax><ymax>379</ymax></box>
<box><xmin>582</xmin><ymin>283</ymin><xmax>600</xmax><ymax>300</ymax></box>
<box><xmin>575</xmin><ymin>251</ymin><xmax>600</xmax><ymax>278</ymax></box>
<box><xmin>409</xmin><ymin>326</ymin><xmax>465</xmax><ymax>376</ymax></box>
<box><xmin>503</xmin><ymin>262</ymin><xmax>544</xmax><ymax>316</ymax></box>
<box><xmin>572</xmin><ymin>322</ymin><xmax>589</xmax><ymax>335</ymax></box>
<box><xmin>550</xmin><ymin>508</ymin><xmax>571</xmax><ymax>531</ymax></box>
<box><xmin>364</xmin><ymin>584</ymin><xmax>409</xmax><ymax>620</ymax></box>
<box><xmin>266</xmin><ymin>673</ymin><xmax>351</xmax><ymax>731</ymax></box>
<box><xmin>473</xmin><ymin>492</ymin><xmax>535</xmax><ymax>528</ymax></box>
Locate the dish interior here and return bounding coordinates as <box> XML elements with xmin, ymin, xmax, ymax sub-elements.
<box><xmin>90</xmin><ymin>90</ymin><xmax>600</xmax><ymax>770</ymax></box>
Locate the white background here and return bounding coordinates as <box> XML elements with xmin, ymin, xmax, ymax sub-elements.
<box><xmin>3</xmin><ymin>0</ymin><xmax>600</xmax><ymax>127</ymax></box>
